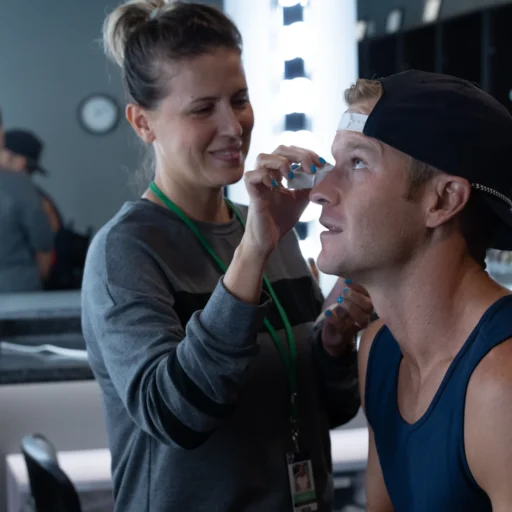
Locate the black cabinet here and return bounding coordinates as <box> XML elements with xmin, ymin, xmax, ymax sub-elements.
<box><xmin>402</xmin><ymin>25</ymin><xmax>437</xmax><ymax>73</ymax></box>
<box><xmin>357</xmin><ymin>3</ymin><xmax>512</xmax><ymax>114</ymax></box>
<box><xmin>441</xmin><ymin>12</ymin><xmax>482</xmax><ymax>84</ymax></box>
<box><xmin>489</xmin><ymin>4</ymin><xmax>512</xmax><ymax>114</ymax></box>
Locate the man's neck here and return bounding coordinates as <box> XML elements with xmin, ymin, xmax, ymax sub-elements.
<box><xmin>365</xmin><ymin>243</ymin><xmax>509</xmax><ymax>370</ymax></box>
<box><xmin>145</xmin><ymin>173</ymin><xmax>230</xmax><ymax>224</ymax></box>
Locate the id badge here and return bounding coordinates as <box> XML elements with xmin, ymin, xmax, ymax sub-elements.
<box><xmin>286</xmin><ymin>451</ymin><xmax>318</xmax><ymax>511</ymax></box>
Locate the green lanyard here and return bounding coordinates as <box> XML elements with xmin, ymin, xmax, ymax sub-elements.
<box><xmin>149</xmin><ymin>181</ymin><xmax>299</xmax><ymax>441</ymax></box>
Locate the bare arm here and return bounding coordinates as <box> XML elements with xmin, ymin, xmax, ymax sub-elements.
<box><xmin>465</xmin><ymin>338</ymin><xmax>512</xmax><ymax>512</ymax></box>
<box><xmin>41</xmin><ymin>196</ymin><xmax>62</xmax><ymax>233</ymax></box>
<box><xmin>359</xmin><ymin>319</ymin><xmax>394</xmax><ymax>512</ymax></box>
<box><xmin>36</xmin><ymin>251</ymin><xmax>54</xmax><ymax>280</ymax></box>
<box><xmin>8</xmin><ymin>172</ymin><xmax>55</xmax><ymax>281</ymax></box>
<box><xmin>223</xmin><ymin>241</ymin><xmax>267</xmax><ymax>305</ymax></box>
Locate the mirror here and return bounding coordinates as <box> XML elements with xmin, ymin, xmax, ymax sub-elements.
<box><xmin>0</xmin><ymin>1</ymin><xmax>142</xmax><ymax>295</ymax></box>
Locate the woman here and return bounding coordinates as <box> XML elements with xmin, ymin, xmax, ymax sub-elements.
<box><xmin>82</xmin><ymin>2</ymin><xmax>372</xmax><ymax>511</ymax></box>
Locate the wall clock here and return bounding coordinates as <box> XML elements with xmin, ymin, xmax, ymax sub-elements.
<box><xmin>78</xmin><ymin>94</ymin><xmax>120</xmax><ymax>135</ymax></box>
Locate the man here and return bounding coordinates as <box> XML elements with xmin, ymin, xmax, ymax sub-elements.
<box><xmin>310</xmin><ymin>70</ymin><xmax>512</xmax><ymax>511</ymax></box>
<box><xmin>4</xmin><ymin>129</ymin><xmax>63</xmax><ymax>233</ymax></box>
<box><xmin>0</xmin><ymin>110</ymin><xmax>54</xmax><ymax>291</ymax></box>
<box><xmin>4</xmin><ymin>129</ymin><xmax>91</xmax><ymax>290</ymax></box>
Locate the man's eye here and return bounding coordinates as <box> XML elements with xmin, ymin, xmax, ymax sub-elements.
<box><xmin>352</xmin><ymin>158</ymin><xmax>367</xmax><ymax>170</ymax></box>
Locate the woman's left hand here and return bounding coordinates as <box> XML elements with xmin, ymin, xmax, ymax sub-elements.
<box><xmin>321</xmin><ymin>280</ymin><xmax>373</xmax><ymax>357</ymax></box>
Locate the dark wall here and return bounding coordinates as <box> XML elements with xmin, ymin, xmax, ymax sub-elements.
<box><xmin>358</xmin><ymin>0</ymin><xmax>512</xmax><ymax>37</ymax></box>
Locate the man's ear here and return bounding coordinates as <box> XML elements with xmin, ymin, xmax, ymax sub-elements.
<box><xmin>425</xmin><ymin>175</ymin><xmax>472</xmax><ymax>228</ymax></box>
<box><xmin>126</xmin><ymin>104</ymin><xmax>156</xmax><ymax>143</ymax></box>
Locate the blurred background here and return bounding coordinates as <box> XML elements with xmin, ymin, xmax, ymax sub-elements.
<box><xmin>0</xmin><ymin>0</ymin><xmax>511</xmax><ymax>511</ymax></box>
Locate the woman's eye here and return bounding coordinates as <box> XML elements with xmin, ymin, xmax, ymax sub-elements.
<box><xmin>232</xmin><ymin>98</ymin><xmax>249</xmax><ymax>108</ymax></box>
<box><xmin>193</xmin><ymin>106</ymin><xmax>214</xmax><ymax>115</ymax></box>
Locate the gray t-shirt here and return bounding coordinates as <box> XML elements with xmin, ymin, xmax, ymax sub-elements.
<box><xmin>0</xmin><ymin>169</ymin><xmax>54</xmax><ymax>292</ymax></box>
<box><xmin>82</xmin><ymin>199</ymin><xmax>360</xmax><ymax>512</ymax></box>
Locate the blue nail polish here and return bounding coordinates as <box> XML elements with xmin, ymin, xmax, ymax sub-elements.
<box><xmin>345</xmin><ymin>278</ymin><xmax>352</xmax><ymax>285</ymax></box>
<box><xmin>288</xmin><ymin>170</ymin><xmax>295</xmax><ymax>180</ymax></box>
<box><xmin>343</xmin><ymin>287</ymin><xmax>349</xmax><ymax>294</ymax></box>
<box><xmin>319</xmin><ymin>157</ymin><xmax>327</xmax><ymax>165</ymax></box>
<box><xmin>311</xmin><ymin>164</ymin><xmax>317</xmax><ymax>174</ymax></box>
<box><xmin>325</xmin><ymin>309</ymin><xmax>332</xmax><ymax>317</ymax></box>
<box><xmin>272</xmin><ymin>179</ymin><xmax>278</xmax><ymax>188</ymax></box>
<box><xmin>337</xmin><ymin>296</ymin><xmax>344</xmax><ymax>303</ymax></box>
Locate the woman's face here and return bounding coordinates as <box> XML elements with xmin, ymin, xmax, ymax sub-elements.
<box><xmin>144</xmin><ymin>47</ymin><xmax>254</xmax><ymax>190</ymax></box>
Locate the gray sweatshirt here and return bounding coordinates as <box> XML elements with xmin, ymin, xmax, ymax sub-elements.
<box><xmin>81</xmin><ymin>199</ymin><xmax>359</xmax><ymax>512</ymax></box>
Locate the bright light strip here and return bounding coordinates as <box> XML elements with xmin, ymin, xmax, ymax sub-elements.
<box><xmin>279</xmin><ymin>22</ymin><xmax>312</xmax><ymax>61</ymax></box>
<box><xmin>298</xmin><ymin>235</ymin><xmax>321</xmax><ymax>259</ymax></box>
<box><xmin>356</xmin><ymin>20</ymin><xmax>367</xmax><ymax>42</ymax></box>
<box><xmin>278</xmin><ymin>0</ymin><xmax>309</xmax><ymax>6</ymax></box>
<box><xmin>423</xmin><ymin>0</ymin><xmax>442</xmax><ymax>23</ymax></box>
<box><xmin>277</xmin><ymin>129</ymin><xmax>318</xmax><ymax>150</ymax></box>
<box><xmin>299</xmin><ymin>203</ymin><xmax>322</xmax><ymax>223</ymax></box>
<box><xmin>278</xmin><ymin>78</ymin><xmax>314</xmax><ymax>115</ymax></box>
<box><xmin>386</xmin><ymin>9</ymin><xmax>403</xmax><ymax>33</ymax></box>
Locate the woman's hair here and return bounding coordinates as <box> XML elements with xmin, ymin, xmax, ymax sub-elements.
<box><xmin>103</xmin><ymin>0</ymin><xmax>242</xmax><ymax>110</ymax></box>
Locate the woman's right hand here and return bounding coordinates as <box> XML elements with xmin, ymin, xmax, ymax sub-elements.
<box><xmin>241</xmin><ymin>145</ymin><xmax>326</xmax><ymax>258</ymax></box>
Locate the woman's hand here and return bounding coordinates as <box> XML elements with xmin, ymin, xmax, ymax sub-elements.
<box><xmin>321</xmin><ymin>280</ymin><xmax>373</xmax><ymax>357</ymax></box>
<box><xmin>242</xmin><ymin>145</ymin><xmax>326</xmax><ymax>257</ymax></box>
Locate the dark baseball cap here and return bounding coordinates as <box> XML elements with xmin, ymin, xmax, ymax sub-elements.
<box><xmin>4</xmin><ymin>130</ymin><xmax>49</xmax><ymax>175</ymax></box>
<box><xmin>362</xmin><ymin>70</ymin><xmax>512</xmax><ymax>250</ymax></box>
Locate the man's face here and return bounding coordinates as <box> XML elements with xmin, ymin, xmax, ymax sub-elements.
<box><xmin>310</xmin><ymin>101</ymin><xmax>428</xmax><ymax>281</ymax></box>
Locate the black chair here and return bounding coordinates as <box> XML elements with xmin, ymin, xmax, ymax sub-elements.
<box><xmin>21</xmin><ymin>434</ymin><xmax>82</xmax><ymax>512</ymax></box>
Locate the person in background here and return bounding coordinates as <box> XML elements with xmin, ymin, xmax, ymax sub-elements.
<box><xmin>81</xmin><ymin>2</ymin><xmax>371</xmax><ymax>511</ymax></box>
<box><xmin>0</xmin><ymin>110</ymin><xmax>24</xmax><ymax>170</ymax></box>
<box><xmin>4</xmin><ymin>129</ymin><xmax>63</xmax><ymax>233</ymax></box>
<box><xmin>311</xmin><ymin>70</ymin><xmax>512</xmax><ymax>511</ymax></box>
<box><xmin>0</xmin><ymin>109</ymin><xmax>54</xmax><ymax>292</ymax></box>
<box><xmin>4</xmin><ymin>128</ymin><xmax>91</xmax><ymax>290</ymax></box>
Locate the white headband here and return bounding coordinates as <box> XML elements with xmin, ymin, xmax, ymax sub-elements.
<box><xmin>337</xmin><ymin>112</ymin><xmax>368</xmax><ymax>132</ymax></box>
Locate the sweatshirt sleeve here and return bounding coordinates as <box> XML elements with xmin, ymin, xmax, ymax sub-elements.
<box><xmin>82</xmin><ymin>230</ymin><xmax>271</xmax><ymax>450</ymax></box>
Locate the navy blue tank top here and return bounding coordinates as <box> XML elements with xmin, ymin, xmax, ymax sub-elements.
<box><xmin>365</xmin><ymin>295</ymin><xmax>512</xmax><ymax>512</ymax></box>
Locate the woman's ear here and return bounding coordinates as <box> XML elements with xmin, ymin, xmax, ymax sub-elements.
<box><xmin>425</xmin><ymin>175</ymin><xmax>472</xmax><ymax>228</ymax></box>
<box><xmin>126</xmin><ymin>104</ymin><xmax>156</xmax><ymax>143</ymax></box>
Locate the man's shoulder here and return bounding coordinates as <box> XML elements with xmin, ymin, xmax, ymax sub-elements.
<box><xmin>468</xmin><ymin>337</ymin><xmax>512</xmax><ymax>405</ymax></box>
<box><xmin>465</xmin><ymin>337</ymin><xmax>512</xmax><ymax>454</ymax></box>
<box><xmin>465</xmin><ymin>337</ymin><xmax>512</xmax><ymax>499</ymax></box>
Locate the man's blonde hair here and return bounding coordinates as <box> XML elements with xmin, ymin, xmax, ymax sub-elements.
<box><xmin>344</xmin><ymin>78</ymin><xmax>382</xmax><ymax>106</ymax></box>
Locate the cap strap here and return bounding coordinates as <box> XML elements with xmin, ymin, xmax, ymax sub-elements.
<box><xmin>472</xmin><ymin>183</ymin><xmax>512</xmax><ymax>209</ymax></box>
